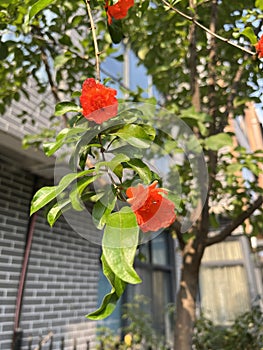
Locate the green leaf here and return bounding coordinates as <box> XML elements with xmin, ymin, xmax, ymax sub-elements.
<box><xmin>87</xmin><ymin>254</ymin><xmax>126</xmax><ymax>320</ymax></box>
<box><xmin>54</xmin><ymin>101</ymin><xmax>81</xmax><ymax>116</ymax></box>
<box><xmin>0</xmin><ymin>42</ymin><xmax>8</xmax><ymax>60</ymax></box>
<box><xmin>29</xmin><ymin>0</ymin><xmax>57</xmax><ymax>20</ymax></box>
<box><xmin>113</xmin><ymin>163</ymin><xmax>123</xmax><ymax>180</ymax></box>
<box><xmin>70</xmin><ymin>175</ymin><xmax>99</xmax><ymax>211</ymax></box>
<box><xmin>111</xmin><ymin>144</ymin><xmax>144</xmax><ymax>159</ymax></box>
<box><xmin>43</xmin><ymin>127</ymin><xmax>87</xmax><ymax>156</ymax></box>
<box><xmin>54</xmin><ymin>54</ymin><xmax>71</xmax><ymax>69</ymax></box>
<box><xmin>256</xmin><ymin>0</ymin><xmax>263</xmax><ymax>10</ymax></box>
<box><xmin>47</xmin><ymin>198</ymin><xmax>71</xmax><ymax>226</ymax></box>
<box><xmin>30</xmin><ymin>169</ymin><xmax>94</xmax><ymax>215</ymax></box>
<box><xmin>108</xmin><ymin>19</ymin><xmax>123</xmax><ymax>44</ymax></box>
<box><xmin>92</xmin><ymin>186</ymin><xmax>117</xmax><ymax>229</ymax></box>
<box><xmin>95</xmin><ymin>153</ymin><xmax>130</xmax><ymax>173</ymax></box>
<box><xmin>111</xmin><ymin>124</ymin><xmax>155</xmax><ymax>149</ymax></box>
<box><xmin>226</xmin><ymin>163</ymin><xmax>243</xmax><ymax>174</ymax></box>
<box><xmin>205</xmin><ymin>133</ymin><xmax>233</xmax><ymax>151</ymax></box>
<box><xmin>126</xmin><ymin>158</ymin><xmax>152</xmax><ymax>184</ymax></box>
<box><xmin>241</xmin><ymin>27</ymin><xmax>257</xmax><ymax>45</ymax></box>
<box><xmin>103</xmin><ymin>207</ymin><xmax>141</xmax><ymax>284</ymax></box>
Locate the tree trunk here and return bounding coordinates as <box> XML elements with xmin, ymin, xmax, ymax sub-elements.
<box><xmin>174</xmin><ymin>239</ymin><xmax>204</xmax><ymax>350</ymax></box>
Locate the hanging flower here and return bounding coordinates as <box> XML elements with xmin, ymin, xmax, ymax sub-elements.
<box><xmin>105</xmin><ymin>0</ymin><xmax>134</xmax><ymax>25</ymax></box>
<box><xmin>126</xmin><ymin>180</ymin><xmax>176</xmax><ymax>232</ymax></box>
<box><xmin>80</xmin><ymin>78</ymin><xmax>118</xmax><ymax>124</ymax></box>
<box><xmin>255</xmin><ymin>35</ymin><xmax>263</xmax><ymax>58</ymax></box>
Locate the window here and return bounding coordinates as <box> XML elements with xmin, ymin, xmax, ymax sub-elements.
<box><xmin>97</xmin><ymin>233</ymin><xmax>176</xmax><ymax>345</ymax></box>
<box><xmin>125</xmin><ymin>233</ymin><xmax>176</xmax><ymax>344</ymax></box>
<box><xmin>199</xmin><ymin>236</ymin><xmax>253</xmax><ymax>326</ymax></box>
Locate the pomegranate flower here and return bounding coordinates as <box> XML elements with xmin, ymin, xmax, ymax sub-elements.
<box><xmin>126</xmin><ymin>181</ymin><xmax>176</xmax><ymax>233</ymax></box>
<box><xmin>105</xmin><ymin>0</ymin><xmax>134</xmax><ymax>25</ymax></box>
<box><xmin>80</xmin><ymin>78</ymin><xmax>118</xmax><ymax>124</ymax></box>
<box><xmin>255</xmin><ymin>34</ymin><xmax>263</xmax><ymax>58</ymax></box>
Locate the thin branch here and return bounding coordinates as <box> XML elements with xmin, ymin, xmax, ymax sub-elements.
<box><xmin>188</xmin><ymin>0</ymin><xmax>200</xmax><ymax>112</ymax></box>
<box><xmin>171</xmin><ymin>221</ymin><xmax>185</xmax><ymax>250</ymax></box>
<box><xmin>161</xmin><ymin>0</ymin><xmax>256</xmax><ymax>56</ymax></box>
<box><xmin>205</xmin><ymin>196</ymin><xmax>263</xmax><ymax>246</ymax></box>
<box><xmin>40</xmin><ymin>47</ymin><xmax>68</xmax><ymax>127</ymax></box>
<box><xmin>225</xmin><ymin>58</ymin><xmax>246</xmax><ymax>120</ymax></box>
<box><xmin>85</xmin><ymin>0</ymin><xmax>101</xmax><ymax>81</ymax></box>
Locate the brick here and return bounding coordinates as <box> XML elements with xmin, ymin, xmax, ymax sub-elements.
<box><xmin>1</xmin><ymin>158</ymin><xmax>100</xmax><ymax>350</ymax></box>
<box><xmin>0</xmin><ymin>342</ymin><xmax>12</xmax><ymax>350</ymax></box>
<box><xmin>2</xmin><ymin>324</ymin><xmax>14</xmax><ymax>332</ymax></box>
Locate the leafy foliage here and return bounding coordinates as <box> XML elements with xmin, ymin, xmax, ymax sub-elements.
<box><xmin>2</xmin><ymin>0</ymin><xmax>263</xmax><ymax>341</ymax></box>
<box><xmin>193</xmin><ymin>307</ymin><xmax>263</xmax><ymax>350</ymax></box>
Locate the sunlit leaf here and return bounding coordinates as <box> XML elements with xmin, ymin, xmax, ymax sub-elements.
<box><xmin>30</xmin><ymin>169</ymin><xmax>95</xmax><ymax>215</ymax></box>
<box><xmin>47</xmin><ymin>198</ymin><xmax>71</xmax><ymax>226</ymax></box>
<box><xmin>70</xmin><ymin>174</ymin><xmax>99</xmax><ymax>211</ymax></box>
<box><xmin>43</xmin><ymin>127</ymin><xmax>87</xmax><ymax>156</ymax></box>
<box><xmin>241</xmin><ymin>27</ymin><xmax>257</xmax><ymax>45</ymax></box>
<box><xmin>103</xmin><ymin>207</ymin><xmax>141</xmax><ymax>284</ymax></box>
<box><xmin>86</xmin><ymin>254</ymin><xmax>126</xmax><ymax>320</ymax></box>
<box><xmin>29</xmin><ymin>0</ymin><xmax>57</xmax><ymax>20</ymax></box>
<box><xmin>92</xmin><ymin>186</ymin><xmax>117</xmax><ymax>229</ymax></box>
<box><xmin>54</xmin><ymin>101</ymin><xmax>81</xmax><ymax>116</ymax></box>
<box><xmin>126</xmin><ymin>158</ymin><xmax>152</xmax><ymax>184</ymax></box>
<box><xmin>205</xmin><ymin>133</ymin><xmax>233</xmax><ymax>151</ymax></box>
<box><xmin>111</xmin><ymin>124</ymin><xmax>155</xmax><ymax>149</ymax></box>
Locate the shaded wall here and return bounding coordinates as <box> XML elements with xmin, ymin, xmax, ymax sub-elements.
<box><xmin>0</xmin><ymin>154</ymin><xmax>101</xmax><ymax>350</ymax></box>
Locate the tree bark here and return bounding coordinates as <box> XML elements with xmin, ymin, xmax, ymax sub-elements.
<box><xmin>174</xmin><ymin>238</ymin><xmax>204</xmax><ymax>350</ymax></box>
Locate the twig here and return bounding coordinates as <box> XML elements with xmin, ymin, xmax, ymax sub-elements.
<box><xmin>205</xmin><ymin>196</ymin><xmax>263</xmax><ymax>246</ymax></box>
<box><xmin>161</xmin><ymin>0</ymin><xmax>256</xmax><ymax>56</ymax></box>
<box><xmin>40</xmin><ymin>48</ymin><xmax>68</xmax><ymax>127</ymax></box>
<box><xmin>85</xmin><ymin>0</ymin><xmax>101</xmax><ymax>81</ymax></box>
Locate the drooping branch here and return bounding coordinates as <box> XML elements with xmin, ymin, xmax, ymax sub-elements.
<box><xmin>225</xmin><ymin>59</ymin><xmax>246</xmax><ymax>122</ymax></box>
<box><xmin>31</xmin><ymin>25</ymin><xmax>68</xmax><ymax>127</ymax></box>
<box><xmin>205</xmin><ymin>196</ymin><xmax>263</xmax><ymax>246</ymax></box>
<box><xmin>40</xmin><ymin>47</ymin><xmax>68</xmax><ymax>128</ymax></box>
<box><xmin>40</xmin><ymin>48</ymin><xmax>60</xmax><ymax>104</ymax></box>
<box><xmin>188</xmin><ymin>0</ymin><xmax>200</xmax><ymax>112</ymax></box>
<box><xmin>85</xmin><ymin>0</ymin><xmax>101</xmax><ymax>81</ymax></box>
<box><xmin>161</xmin><ymin>0</ymin><xmax>256</xmax><ymax>56</ymax></box>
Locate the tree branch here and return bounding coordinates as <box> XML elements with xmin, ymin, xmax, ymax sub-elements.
<box><xmin>85</xmin><ymin>0</ymin><xmax>101</xmax><ymax>81</ymax></box>
<box><xmin>40</xmin><ymin>47</ymin><xmax>68</xmax><ymax>127</ymax></box>
<box><xmin>171</xmin><ymin>221</ymin><xmax>185</xmax><ymax>250</ymax></box>
<box><xmin>161</xmin><ymin>0</ymin><xmax>256</xmax><ymax>56</ymax></box>
<box><xmin>205</xmin><ymin>196</ymin><xmax>263</xmax><ymax>246</ymax></box>
<box><xmin>225</xmin><ymin>58</ymin><xmax>246</xmax><ymax>121</ymax></box>
<box><xmin>188</xmin><ymin>0</ymin><xmax>200</xmax><ymax>112</ymax></box>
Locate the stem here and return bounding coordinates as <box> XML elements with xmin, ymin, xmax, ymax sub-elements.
<box><xmin>205</xmin><ymin>196</ymin><xmax>263</xmax><ymax>246</ymax></box>
<box><xmin>161</xmin><ymin>0</ymin><xmax>256</xmax><ymax>56</ymax></box>
<box><xmin>188</xmin><ymin>0</ymin><xmax>200</xmax><ymax>112</ymax></box>
<box><xmin>31</xmin><ymin>26</ymin><xmax>68</xmax><ymax>127</ymax></box>
<box><xmin>85</xmin><ymin>0</ymin><xmax>101</xmax><ymax>81</ymax></box>
<box><xmin>98</xmin><ymin>134</ymin><xmax>118</xmax><ymax>186</ymax></box>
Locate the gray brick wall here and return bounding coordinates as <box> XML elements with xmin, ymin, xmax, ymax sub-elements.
<box><xmin>0</xmin><ymin>154</ymin><xmax>101</xmax><ymax>350</ymax></box>
<box><xmin>0</xmin><ymin>80</ymin><xmax>56</xmax><ymax>141</ymax></box>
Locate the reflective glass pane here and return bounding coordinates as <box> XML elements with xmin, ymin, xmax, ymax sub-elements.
<box><xmin>152</xmin><ymin>234</ymin><xmax>169</xmax><ymax>266</ymax></box>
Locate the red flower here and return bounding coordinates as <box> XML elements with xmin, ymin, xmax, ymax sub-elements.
<box><xmin>255</xmin><ymin>35</ymin><xmax>263</xmax><ymax>58</ymax></box>
<box><xmin>105</xmin><ymin>0</ymin><xmax>134</xmax><ymax>25</ymax></box>
<box><xmin>80</xmin><ymin>78</ymin><xmax>118</xmax><ymax>124</ymax></box>
<box><xmin>126</xmin><ymin>180</ymin><xmax>176</xmax><ymax>232</ymax></box>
